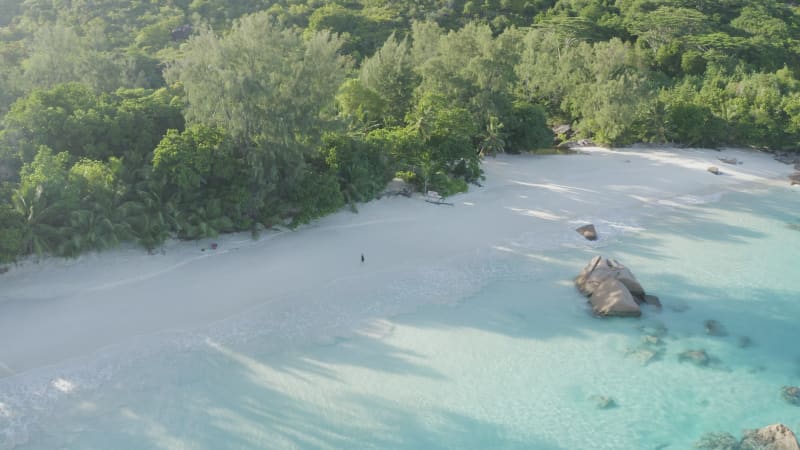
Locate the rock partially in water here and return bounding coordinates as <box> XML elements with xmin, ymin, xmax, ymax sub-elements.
<box><xmin>783</xmin><ymin>386</ymin><xmax>800</xmax><ymax>406</ymax></box>
<box><xmin>589</xmin><ymin>395</ymin><xmax>617</xmax><ymax>409</ymax></box>
<box><xmin>708</xmin><ymin>166</ymin><xmax>722</xmax><ymax>175</ymax></box>
<box><xmin>576</xmin><ymin>224</ymin><xmax>598</xmax><ymax>241</ymax></box>
<box><xmin>704</xmin><ymin>319</ymin><xmax>728</xmax><ymax>337</ymax></box>
<box><xmin>643</xmin><ymin>294</ymin><xmax>662</xmax><ymax>309</ymax></box>
<box><xmin>590</xmin><ymin>278</ymin><xmax>641</xmax><ymax>317</ymax></box>
<box><xmin>694</xmin><ymin>432</ymin><xmax>739</xmax><ymax>450</ymax></box>
<box><xmin>679</xmin><ymin>349</ymin><xmax>711</xmax><ymax>366</ymax></box>
<box><xmin>575</xmin><ymin>256</ymin><xmax>645</xmax><ymax>300</ymax></box>
<box><xmin>740</xmin><ymin>423</ymin><xmax>800</xmax><ymax>450</ymax></box>
<box><xmin>790</xmin><ymin>172</ymin><xmax>800</xmax><ymax>186</ymax></box>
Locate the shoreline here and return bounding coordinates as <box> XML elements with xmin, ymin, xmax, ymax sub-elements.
<box><xmin>0</xmin><ymin>146</ymin><xmax>796</xmax><ymax>380</ymax></box>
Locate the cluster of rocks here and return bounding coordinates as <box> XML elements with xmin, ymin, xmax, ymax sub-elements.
<box><xmin>552</xmin><ymin>124</ymin><xmax>594</xmax><ymax>149</ymax></box>
<box><xmin>575</xmin><ymin>256</ymin><xmax>661</xmax><ymax>317</ymax></box>
<box><xmin>772</xmin><ymin>151</ymin><xmax>800</xmax><ymax>186</ymax></box>
<box><xmin>379</xmin><ymin>178</ymin><xmax>413</xmax><ymax>198</ymax></box>
<box><xmin>695</xmin><ymin>423</ymin><xmax>800</xmax><ymax>450</ymax></box>
<box><xmin>625</xmin><ymin>323</ymin><xmax>667</xmax><ymax>365</ymax></box>
<box><xmin>773</xmin><ymin>151</ymin><xmax>800</xmax><ymax>167</ymax></box>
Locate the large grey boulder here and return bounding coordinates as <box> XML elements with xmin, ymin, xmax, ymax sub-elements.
<box><xmin>575</xmin><ymin>256</ymin><xmax>645</xmax><ymax>300</ymax></box>
<box><xmin>740</xmin><ymin>424</ymin><xmax>800</xmax><ymax>450</ymax></box>
<box><xmin>589</xmin><ymin>278</ymin><xmax>641</xmax><ymax>317</ymax></box>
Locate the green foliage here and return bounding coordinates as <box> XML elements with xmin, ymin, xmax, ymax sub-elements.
<box><xmin>1</xmin><ymin>84</ymin><xmax>183</xmax><ymax>170</ymax></box>
<box><xmin>323</xmin><ymin>132</ymin><xmax>392</xmax><ymax>203</ymax></box>
<box><xmin>505</xmin><ymin>101</ymin><xmax>553</xmax><ymax>152</ymax></box>
<box><xmin>2</xmin><ymin>1</ymin><xmax>800</xmax><ymax>262</ymax></box>
<box><xmin>336</xmin><ymin>79</ymin><xmax>387</xmax><ymax>129</ymax></box>
<box><xmin>152</xmin><ymin>125</ymin><xmax>249</xmax><ymax>239</ymax></box>
<box><xmin>0</xmin><ymin>200</ymin><xmax>24</xmax><ymax>262</ymax></box>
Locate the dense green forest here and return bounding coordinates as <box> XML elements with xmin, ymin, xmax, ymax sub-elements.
<box><xmin>1</xmin><ymin>0</ymin><xmax>799</xmax><ymax>262</ymax></box>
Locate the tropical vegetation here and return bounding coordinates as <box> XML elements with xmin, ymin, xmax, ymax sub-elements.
<box><xmin>1</xmin><ymin>0</ymin><xmax>799</xmax><ymax>262</ymax></box>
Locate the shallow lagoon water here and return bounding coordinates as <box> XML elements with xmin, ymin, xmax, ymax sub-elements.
<box><xmin>3</xmin><ymin>185</ymin><xmax>800</xmax><ymax>449</ymax></box>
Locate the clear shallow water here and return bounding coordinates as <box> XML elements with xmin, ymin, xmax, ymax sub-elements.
<box><xmin>2</xmin><ymin>186</ymin><xmax>800</xmax><ymax>449</ymax></box>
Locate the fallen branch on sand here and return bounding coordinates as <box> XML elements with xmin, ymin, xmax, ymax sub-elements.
<box><xmin>425</xmin><ymin>190</ymin><xmax>454</xmax><ymax>206</ymax></box>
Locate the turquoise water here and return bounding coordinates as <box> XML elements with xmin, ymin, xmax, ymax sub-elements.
<box><xmin>3</xmin><ymin>186</ymin><xmax>800</xmax><ymax>449</ymax></box>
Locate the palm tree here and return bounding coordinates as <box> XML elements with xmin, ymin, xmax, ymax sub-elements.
<box><xmin>11</xmin><ymin>185</ymin><xmax>65</xmax><ymax>256</ymax></box>
<box><xmin>478</xmin><ymin>116</ymin><xmax>507</xmax><ymax>156</ymax></box>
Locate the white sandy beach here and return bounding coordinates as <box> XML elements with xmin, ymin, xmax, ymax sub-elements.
<box><xmin>0</xmin><ymin>146</ymin><xmax>795</xmax><ymax>379</ymax></box>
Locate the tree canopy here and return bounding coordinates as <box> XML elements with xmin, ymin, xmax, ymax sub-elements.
<box><xmin>1</xmin><ymin>0</ymin><xmax>800</xmax><ymax>262</ymax></box>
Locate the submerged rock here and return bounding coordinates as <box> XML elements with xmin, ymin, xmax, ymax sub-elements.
<box><xmin>626</xmin><ymin>346</ymin><xmax>664</xmax><ymax>365</ymax></box>
<box><xmin>782</xmin><ymin>386</ymin><xmax>800</xmax><ymax>406</ymax></box>
<box><xmin>589</xmin><ymin>395</ymin><xmax>617</xmax><ymax>409</ymax></box>
<box><xmin>643</xmin><ymin>294</ymin><xmax>662</xmax><ymax>309</ymax></box>
<box><xmin>679</xmin><ymin>349</ymin><xmax>711</xmax><ymax>366</ymax></box>
<box><xmin>740</xmin><ymin>423</ymin><xmax>800</xmax><ymax>450</ymax></box>
<box><xmin>704</xmin><ymin>320</ymin><xmax>728</xmax><ymax>337</ymax></box>
<box><xmin>641</xmin><ymin>334</ymin><xmax>663</xmax><ymax>346</ymax></box>
<box><xmin>638</xmin><ymin>323</ymin><xmax>669</xmax><ymax>337</ymax></box>
<box><xmin>737</xmin><ymin>336</ymin><xmax>753</xmax><ymax>348</ymax></box>
<box><xmin>576</xmin><ymin>224</ymin><xmax>598</xmax><ymax>241</ymax></box>
<box><xmin>694</xmin><ymin>432</ymin><xmax>739</xmax><ymax>450</ymax></box>
<box><xmin>668</xmin><ymin>300</ymin><xmax>690</xmax><ymax>313</ymax></box>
